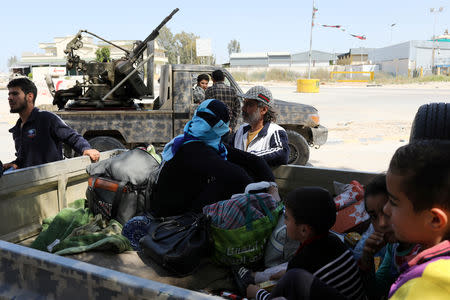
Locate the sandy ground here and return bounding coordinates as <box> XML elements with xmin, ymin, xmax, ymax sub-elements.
<box><xmin>1</xmin><ymin>83</ymin><xmax>449</xmax><ymax>173</ymax></box>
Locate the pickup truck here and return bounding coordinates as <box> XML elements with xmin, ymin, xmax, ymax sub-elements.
<box><xmin>0</xmin><ymin>151</ymin><xmax>376</xmax><ymax>299</ymax></box>
<box><xmin>55</xmin><ymin>64</ymin><xmax>328</xmax><ymax>165</ymax></box>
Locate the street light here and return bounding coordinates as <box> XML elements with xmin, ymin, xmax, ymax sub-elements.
<box><xmin>430</xmin><ymin>7</ymin><xmax>444</xmax><ymax>72</ymax></box>
<box><xmin>307</xmin><ymin>0</ymin><xmax>316</xmax><ymax>79</ymax></box>
<box><xmin>389</xmin><ymin>23</ymin><xmax>396</xmax><ymax>44</ymax></box>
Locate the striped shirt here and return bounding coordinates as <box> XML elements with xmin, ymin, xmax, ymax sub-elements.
<box><xmin>256</xmin><ymin>233</ymin><xmax>366</xmax><ymax>300</ymax></box>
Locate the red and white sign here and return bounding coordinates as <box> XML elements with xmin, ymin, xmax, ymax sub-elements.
<box><xmin>48</xmin><ymin>67</ymin><xmax>66</xmax><ymax>75</ymax></box>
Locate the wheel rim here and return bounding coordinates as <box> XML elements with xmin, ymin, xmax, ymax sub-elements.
<box><xmin>288</xmin><ymin>144</ymin><xmax>299</xmax><ymax>164</ymax></box>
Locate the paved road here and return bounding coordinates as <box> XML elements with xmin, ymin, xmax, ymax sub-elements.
<box><xmin>242</xmin><ymin>83</ymin><xmax>449</xmax><ymax>171</ymax></box>
<box><xmin>1</xmin><ymin>84</ymin><xmax>449</xmax><ymax>171</ymax></box>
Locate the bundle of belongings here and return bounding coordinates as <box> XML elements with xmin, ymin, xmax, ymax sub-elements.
<box><xmin>203</xmin><ymin>187</ymin><xmax>283</xmax><ymax>267</ymax></box>
<box><xmin>30</xmin><ymin>199</ymin><xmax>131</xmax><ymax>255</ymax></box>
<box><xmin>85</xmin><ymin>148</ymin><xmax>161</xmax><ymax>225</ymax></box>
<box><xmin>123</xmin><ymin>182</ymin><xmax>283</xmax><ymax>276</ymax></box>
<box><xmin>31</xmin><ymin>147</ymin><xmax>161</xmax><ymax>257</ymax></box>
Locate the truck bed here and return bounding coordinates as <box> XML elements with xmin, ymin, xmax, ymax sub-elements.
<box><xmin>0</xmin><ymin>151</ymin><xmax>378</xmax><ymax>299</ymax></box>
<box><xmin>17</xmin><ymin>235</ymin><xmax>233</xmax><ymax>293</ymax></box>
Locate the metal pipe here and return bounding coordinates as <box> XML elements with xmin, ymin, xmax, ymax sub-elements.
<box><xmin>130</xmin><ymin>8</ymin><xmax>179</xmax><ymax>63</ymax></box>
<box><xmin>307</xmin><ymin>0</ymin><xmax>315</xmax><ymax>79</ymax></box>
<box><xmin>101</xmin><ymin>53</ymin><xmax>154</xmax><ymax>101</ymax></box>
<box><xmin>81</xmin><ymin>30</ymin><xmax>130</xmax><ymax>54</ymax></box>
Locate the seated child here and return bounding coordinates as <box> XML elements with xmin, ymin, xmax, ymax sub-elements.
<box><xmin>235</xmin><ymin>186</ymin><xmax>366</xmax><ymax>300</ymax></box>
<box><xmin>383</xmin><ymin>140</ymin><xmax>450</xmax><ymax>299</ymax></box>
<box><xmin>359</xmin><ymin>174</ymin><xmax>421</xmax><ymax>300</ymax></box>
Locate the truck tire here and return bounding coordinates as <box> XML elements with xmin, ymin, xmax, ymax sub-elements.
<box><xmin>287</xmin><ymin>130</ymin><xmax>310</xmax><ymax>165</ymax></box>
<box><xmin>410</xmin><ymin>103</ymin><xmax>450</xmax><ymax>142</ymax></box>
<box><xmin>88</xmin><ymin>136</ymin><xmax>126</xmax><ymax>152</ymax></box>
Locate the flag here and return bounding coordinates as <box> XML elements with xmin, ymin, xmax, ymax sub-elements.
<box><xmin>321</xmin><ymin>24</ymin><xmax>342</xmax><ymax>28</ymax></box>
<box><xmin>350</xmin><ymin>34</ymin><xmax>366</xmax><ymax>40</ymax></box>
<box><xmin>312</xmin><ymin>6</ymin><xmax>318</xmax><ymax>27</ymax></box>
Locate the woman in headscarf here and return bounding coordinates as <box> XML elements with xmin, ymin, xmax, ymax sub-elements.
<box><xmin>151</xmin><ymin>99</ymin><xmax>275</xmax><ymax>217</ymax></box>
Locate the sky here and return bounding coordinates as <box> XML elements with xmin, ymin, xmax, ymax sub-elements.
<box><xmin>0</xmin><ymin>0</ymin><xmax>449</xmax><ymax>72</ymax></box>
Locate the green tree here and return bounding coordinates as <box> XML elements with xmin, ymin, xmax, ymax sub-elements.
<box><xmin>95</xmin><ymin>47</ymin><xmax>111</xmax><ymax>62</ymax></box>
<box><xmin>175</xmin><ymin>31</ymin><xmax>200</xmax><ymax>64</ymax></box>
<box><xmin>157</xmin><ymin>26</ymin><xmax>214</xmax><ymax>65</ymax></box>
<box><xmin>227</xmin><ymin>39</ymin><xmax>241</xmax><ymax>55</ymax></box>
<box><xmin>7</xmin><ymin>55</ymin><xmax>18</xmax><ymax>67</ymax></box>
<box><xmin>157</xmin><ymin>26</ymin><xmax>177</xmax><ymax>64</ymax></box>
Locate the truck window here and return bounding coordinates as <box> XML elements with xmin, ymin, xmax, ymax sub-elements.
<box><xmin>223</xmin><ymin>77</ymin><xmax>232</xmax><ymax>86</ymax></box>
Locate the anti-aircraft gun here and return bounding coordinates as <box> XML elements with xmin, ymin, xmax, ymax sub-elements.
<box><xmin>50</xmin><ymin>8</ymin><xmax>179</xmax><ymax>110</ymax></box>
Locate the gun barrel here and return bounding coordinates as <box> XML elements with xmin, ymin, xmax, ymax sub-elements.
<box><xmin>130</xmin><ymin>8</ymin><xmax>179</xmax><ymax>62</ymax></box>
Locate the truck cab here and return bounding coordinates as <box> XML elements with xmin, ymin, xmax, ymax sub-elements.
<box><xmin>57</xmin><ymin>64</ymin><xmax>327</xmax><ymax>165</ymax></box>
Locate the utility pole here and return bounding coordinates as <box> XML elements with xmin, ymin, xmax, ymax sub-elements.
<box><xmin>430</xmin><ymin>7</ymin><xmax>444</xmax><ymax>73</ymax></box>
<box><xmin>307</xmin><ymin>0</ymin><xmax>316</xmax><ymax>79</ymax></box>
<box><xmin>390</xmin><ymin>23</ymin><xmax>396</xmax><ymax>44</ymax></box>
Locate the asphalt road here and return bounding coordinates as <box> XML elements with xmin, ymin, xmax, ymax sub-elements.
<box><xmin>262</xmin><ymin>83</ymin><xmax>449</xmax><ymax>171</ymax></box>
<box><xmin>1</xmin><ymin>84</ymin><xmax>449</xmax><ymax>171</ymax></box>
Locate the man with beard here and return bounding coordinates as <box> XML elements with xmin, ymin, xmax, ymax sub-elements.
<box><xmin>232</xmin><ymin>86</ymin><xmax>289</xmax><ymax>167</ymax></box>
<box><xmin>3</xmin><ymin>78</ymin><xmax>100</xmax><ymax>170</ymax></box>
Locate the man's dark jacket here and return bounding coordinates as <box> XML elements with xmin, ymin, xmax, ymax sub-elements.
<box><xmin>9</xmin><ymin>108</ymin><xmax>91</xmax><ymax>168</ymax></box>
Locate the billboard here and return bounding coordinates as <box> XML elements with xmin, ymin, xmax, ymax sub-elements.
<box><xmin>196</xmin><ymin>38</ymin><xmax>212</xmax><ymax>57</ymax></box>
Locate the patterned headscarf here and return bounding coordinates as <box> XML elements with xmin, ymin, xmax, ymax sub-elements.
<box><xmin>162</xmin><ymin>99</ymin><xmax>230</xmax><ymax>161</ymax></box>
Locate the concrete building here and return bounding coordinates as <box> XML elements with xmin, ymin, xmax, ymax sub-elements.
<box><xmin>229</xmin><ymin>50</ymin><xmax>336</xmax><ymax>67</ymax></box>
<box><xmin>337</xmin><ymin>48</ymin><xmax>373</xmax><ymax>65</ymax></box>
<box><xmin>230</xmin><ymin>52</ymin><xmax>272</xmax><ymax>67</ymax></box>
<box><xmin>291</xmin><ymin>50</ymin><xmax>337</xmax><ymax>66</ymax></box>
<box><xmin>368</xmin><ymin>40</ymin><xmax>450</xmax><ymax>76</ymax></box>
<box><xmin>268</xmin><ymin>52</ymin><xmax>291</xmax><ymax>67</ymax></box>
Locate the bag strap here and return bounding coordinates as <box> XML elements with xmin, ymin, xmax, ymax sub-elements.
<box><xmin>111</xmin><ymin>181</ymin><xmax>127</xmax><ymax>218</ymax></box>
<box><xmin>244</xmin><ymin>194</ymin><xmax>275</xmax><ymax>230</ymax></box>
<box><xmin>245</xmin><ymin>194</ymin><xmax>254</xmax><ymax>231</ymax></box>
<box><xmin>152</xmin><ymin>214</ymin><xmax>199</xmax><ymax>242</ymax></box>
<box><xmin>255</xmin><ymin>194</ymin><xmax>274</xmax><ymax>222</ymax></box>
<box><xmin>90</xmin><ymin>176</ymin><xmax>98</xmax><ymax>188</ymax></box>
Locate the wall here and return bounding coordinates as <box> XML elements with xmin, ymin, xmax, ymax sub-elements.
<box><xmin>230</xmin><ymin>57</ymin><xmax>268</xmax><ymax>67</ymax></box>
<box><xmin>378</xmin><ymin>59</ymin><xmax>409</xmax><ymax>76</ymax></box>
<box><xmin>228</xmin><ymin>65</ymin><xmax>336</xmax><ymax>75</ymax></box>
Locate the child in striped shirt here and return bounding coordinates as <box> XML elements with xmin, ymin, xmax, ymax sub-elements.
<box><xmin>236</xmin><ymin>186</ymin><xmax>366</xmax><ymax>300</ymax></box>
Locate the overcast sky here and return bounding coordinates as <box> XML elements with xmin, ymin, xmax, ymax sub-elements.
<box><xmin>0</xmin><ymin>0</ymin><xmax>449</xmax><ymax>72</ymax></box>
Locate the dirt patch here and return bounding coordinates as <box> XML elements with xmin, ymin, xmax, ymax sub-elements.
<box><xmin>329</xmin><ymin>121</ymin><xmax>411</xmax><ymax>143</ymax></box>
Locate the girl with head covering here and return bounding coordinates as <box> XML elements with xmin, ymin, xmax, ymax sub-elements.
<box><xmin>151</xmin><ymin>99</ymin><xmax>274</xmax><ymax>217</ymax></box>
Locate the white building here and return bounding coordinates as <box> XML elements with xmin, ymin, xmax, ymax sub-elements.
<box><xmin>368</xmin><ymin>40</ymin><xmax>450</xmax><ymax>76</ymax></box>
<box><xmin>229</xmin><ymin>50</ymin><xmax>336</xmax><ymax>68</ymax></box>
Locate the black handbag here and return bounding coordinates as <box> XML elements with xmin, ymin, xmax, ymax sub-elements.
<box><xmin>139</xmin><ymin>212</ymin><xmax>212</xmax><ymax>276</ymax></box>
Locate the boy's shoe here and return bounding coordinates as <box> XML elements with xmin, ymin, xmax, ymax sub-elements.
<box><xmin>231</xmin><ymin>266</ymin><xmax>255</xmax><ymax>296</ymax></box>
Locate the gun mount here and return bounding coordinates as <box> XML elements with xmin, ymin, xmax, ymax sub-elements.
<box><xmin>50</xmin><ymin>8</ymin><xmax>179</xmax><ymax>110</ymax></box>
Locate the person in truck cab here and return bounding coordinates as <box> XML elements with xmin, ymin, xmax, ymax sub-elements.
<box><xmin>193</xmin><ymin>73</ymin><xmax>209</xmax><ymax>103</ymax></box>
<box><xmin>3</xmin><ymin>78</ymin><xmax>100</xmax><ymax>170</ymax></box>
<box><xmin>232</xmin><ymin>86</ymin><xmax>289</xmax><ymax>167</ymax></box>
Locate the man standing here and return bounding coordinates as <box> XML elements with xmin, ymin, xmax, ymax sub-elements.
<box><xmin>233</xmin><ymin>86</ymin><xmax>289</xmax><ymax>167</ymax></box>
<box><xmin>205</xmin><ymin>69</ymin><xmax>240</xmax><ymax>131</ymax></box>
<box><xmin>3</xmin><ymin>78</ymin><xmax>100</xmax><ymax>170</ymax></box>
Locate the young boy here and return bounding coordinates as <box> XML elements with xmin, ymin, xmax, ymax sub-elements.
<box><xmin>383</xmin><ymin>140</ymin><xmax>450</xmax><ymax>299</ymax></box>
<box><xmin>193</xmin><ymin>73</ymin><xmax>209</xmax><ymax>103</ymax></box>
<box><xmin>236</xmin><ymin>187</ymin><xmax>365</xmax><ymax>300</ymax></box>
<box><xmin>359</xmin><ymin>174</ymin><xmax>421</xmax><ymax>300</ymax></box>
